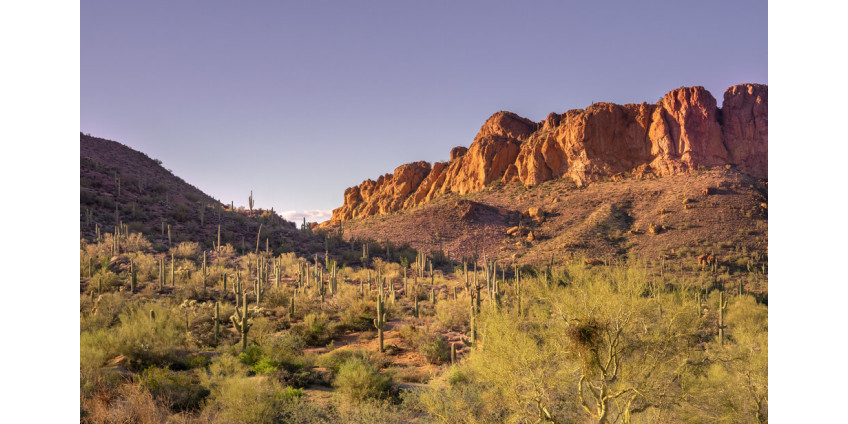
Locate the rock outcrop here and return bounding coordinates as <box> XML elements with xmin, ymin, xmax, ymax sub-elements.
<box><xmin>328</xmin><ymin>84</ymin><xmax>767</xmax><ymax>223</ymax></box>
<box><xmin>721</xmin><ymin>83</ymin><xmax>768</xmax><ymax>177</ymax></box>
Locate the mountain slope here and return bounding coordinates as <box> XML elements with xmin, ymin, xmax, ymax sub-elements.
<box><xmin>337</xmin><ymin>167</ymin><xmax>767</xmax><ymax>271</ymax></box>
<box><xmin>327</xmin><ymin>83</ymin><xmax>766</xmax><ymax>223</ymax></box>
<box><xmin>80</xmin><ymin>133</ymin><xmax>322</xmax><ymax>255</ymax></box>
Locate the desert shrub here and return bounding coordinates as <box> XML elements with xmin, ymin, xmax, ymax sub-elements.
<box><xmin>207</xmin><ymin>352</ymin><xmax>250</xmax><ymax>380</ymax></box>
<box><xmin>251</xmin><ymin>357</ymin><xmax>279</xmax><ymax>375</ymax></box>
<box><xmin>208</xmin><ymin>377</ymin><xmax>303</xmax><ymax>424</ymax></box>
<box><xmin>406</xmin><ymin>368</ymin><xmax>492</xmax><ymax>424</ymax></box>
<box><xmin>387</xmin><ymin>366</ymin><xmax>431</xmax><ymax>383</ymax></box>
<box><xmin>80</xmin><ymin>301</ymin><xmax>187</xmax><ymax>371</ymax></box>
<box><xmin>171</xmin><ymin>241</ymin><xmax>200</xmax><ymax>260</ymax></box>
<box><xmin>237</xmin><ymin>347</ymin><xmax>281</xmax><ymax>376</ymax></box>
<box><xmin>168</xmin><ymin>203</ymin><xmax>192</xmax><ymax>222</ymax></box>
<box><xmin>80</xmin><ymin>382</ymin><xmax>168</xmax><ymax>424</ymax></box>
<box><xmin>123</xmin><ymin>232</ymin><xmax>152</xmax><ymax>252</ymax></box>
<box><xmin>418</xmin><ymin>333</ymin><xmax>449</xmax><ymax>364</ymax></box>
<box><xmin>332</xmin><ymin>397</ymin><xmax>413</xmax><ymax>424</ymax></box>
<box><xmin>136</xmin><ymin>366</ymin><xmax>209</xmax><ymax>411</ymax></box>
<box><xmin>335</xmin><ymin>286</ymin><xmax>376</xmax><ymax>331</ymax></box>
<box><xmin>333</xmin><ymin>357</ymin><xmax>391</xmax><ymax>403</ymax></box>
<box><xmin>444</xmin><ymin>365</ymin><xmax>470</xmax><ymax>386</ymax></box>
<box><xmin>397</xmin><ymin>325</ymin><xmax>449</xmax><ymax>364</ymax></box>
<box><xmin>434</xmin><ymin>297</ymin><xmax>469</xmax><ymax>331</ymax></box>
<box><xmin>677</xmin><ymin>294</ymin><xmax>768</xmax><ymax>422</ymax></box>
<box><xmin>238</xmin><ymin>345</ymin><xmax>265</xmax><ymax>367</ymax></box>
<box><xmin>90</xmin><ymin>269</ymin><xmax>122</xmax><ymax>292</ymax></box>
<box><xmin>250</xmin><ymin>316</ymin><xmax>283</xmax><ymax>346</ymax></box>
<box><xmin>126</xmin><ymin>251</ymin><xmax>158</xmax><ymax>283</ymax></box>
<box><xmin>81</xmin><ymin>292</ymin><xmax>128</xmax><ymax>332</ymax></box>
<box><xmin>261</xmin><ymin>287</ymin><xmax>291</xmax><ymax>309</ymax></box>
<box><xmin>264</xmin><ymin>331</ymin><xmax>307</xmax><ymax>372</ymax></box>
<box><xmin>318</xmin><ymin>349</ymin><xmax>372</xmax><ymax>373</ymax></box>
<box><xmin>292</xmin><ymin>312</ymin><xmax>333</xmax><ymax>346</ymax></box>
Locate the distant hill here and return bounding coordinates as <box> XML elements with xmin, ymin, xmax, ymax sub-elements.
<box><xmin>80</xmin><ymin>133</ymin><xmax>323</xmax><ymax>256</ymax></box>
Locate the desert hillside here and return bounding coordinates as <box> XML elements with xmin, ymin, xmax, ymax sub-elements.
<box><xmin>80</xmin><ymin>134</ymin><xmax>324</xmax><ymax>257</ymax></box>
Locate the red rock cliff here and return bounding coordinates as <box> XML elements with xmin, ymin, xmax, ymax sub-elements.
<box><xmin>329</xmin><ymin>84</ymin><xmax>767</xmax><ymax>223</ymax></box>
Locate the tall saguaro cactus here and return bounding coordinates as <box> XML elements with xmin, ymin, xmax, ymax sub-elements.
<box><xmin>718</xmin><ymin>291</ymin><xmax>728</xmax><ymax>346</ymax></box>
<box><xmin>130</xmin><ymin>260</ymin><xmax>137</xmax><ymax>293</ymax></box>
<box><xmin>470</xmin><ymin>305</ymin><xmax>477</xmax><ymax>347</ymax></box>
<box><xmin>214</xmin><ymin>301</ymin><xmax>220</xmax><ymax>343</ymax></box>
<box><xmin>231</xmin><ymin>291</ymin><xmax>251</xmax><ymax>351</ymax></box>
<box><xmin>202</xmin><ymin>251</ymin><xmax>207</xmax><ymax>289</ymax></box>
<box><xmin>374</xmin><ymin>296</ymin><xmax>387</xmax><ymax>352</ymax></box>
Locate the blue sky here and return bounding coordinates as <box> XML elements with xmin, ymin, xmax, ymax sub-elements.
<box><xmin>81</xmin><ymin>1</ymin><xmax>767</xmax><ymax>222</ymax></box>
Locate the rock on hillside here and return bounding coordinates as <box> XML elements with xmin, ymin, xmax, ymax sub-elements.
<box><xmin>327</xmin><ymin>84</ymin><xmax>767</xmax><ymax>223</ymax></box>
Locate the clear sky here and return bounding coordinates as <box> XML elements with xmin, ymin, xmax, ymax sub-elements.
<box><xmin>81</xmin><ymin>0</ymin><xmax>767</xmax><ymax>222</ymax></box>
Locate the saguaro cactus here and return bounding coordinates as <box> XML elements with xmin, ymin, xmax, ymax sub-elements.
<box><xmin>451</xmin><ymin>343</ymin><xmax>457</xmax><ymax>365</ymax></box>
<box><xmin>231</xmin><ymin>291</ymin><xmax>251</xmax><ymax>351</ymax></box>
<box><xmin>470</xmin><ymin>305</ymin><xmax>477</xmax><ymax>347</ymax></box>
<box><xmin>718</xmin><ymin>291</ymin><xmax>728</xmax><ymax>346</ymax></box>
<box><xmin>373</xmin><ymin>296</ymin><xmax>387</xmax><ymax>352</ymax></box>
<box><xmin>214</xmin><ymin>301</ymin><xmax>220</xmax><ymax>343</ymax></box>
<box><xmin>289</xmin><ymin>296</ymin><xmax>295</xmax><ymax>319</ymax></box>
<box><xmin>130</xmin><ymin>260</ymin><xmax>137</xmax><ymax>293</ymax></box>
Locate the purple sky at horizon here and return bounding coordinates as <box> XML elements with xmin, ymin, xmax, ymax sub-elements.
<box><xmin>81</xmin><ymin>1</ymin><xmax>767</xmax><ymax>223</ymax></box>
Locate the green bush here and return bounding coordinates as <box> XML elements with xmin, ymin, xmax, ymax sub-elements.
<box><xmin>81</xmin><ymin>301</ymin><xmax>187</xmax><ymax>373</ymax></box>
<box><xmin>435</xmin><ymin>298</ymin><xmax>469</xmax><ymax>332</ymax></box>
<box><xmin>209</xmin><ymin>377</ymin><xmax>302</xmax><ymax>424</ymax></box>
<box><xmin>333</xmin><ymin>357</ymin><xmax>391</xmax><ymax>403</ymax></box>
<box><xmin>318</xmin><ymin>349</ymin><xmax>371</xmax><ymax>373</ymax></box>
<box><xmin>418</xmin><ymin>333</ymin><xmax>449</xmax><ymax>364</ymax></box>
<box><xmin>136</xmin><ymin>366</ymin><xmax>210</xmax><ymax>411</ymax></box>
<box><xmin>251</xmin><ymin>357</ymin><xmax>279</xmax><ymax>375</ymax></box>
<box><xmin>265</xmin><ymin>331</ymin><xmax>307</xmax><ymax>372</ymax></box>
<box><xmin>292</xmin><ymin>312</ymin><xmax>333</xmax><ymax>346</ymax></box>
<box><xmin>171</xmin><ymin>241</ymin><xmax>200</xmax><ymax>260</ymax></box>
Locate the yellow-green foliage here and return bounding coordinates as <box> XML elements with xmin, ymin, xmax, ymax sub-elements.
<box><xmin>81</xmin><ymin>301</ymin><xmax>188</xmax><ymax>372</ymax></box>
<box><xmin>171</xmin><ymin>241</ymin><xmax>200</xmax><ymax>260</ymax></box>
<box><xmin>434</xmin><ymin>297</ymin><xmax>470</xmax><ymax>331</ymax></box>
<box><xmin>412</xmin><ymin>263</ymin><xmax>767</xmax><ymax>423</ymax></box>
<box><xmin>292</xmin><ymin>312</ymin><xmax>334</xmax><ymax>346</ymax></box>
<box><xmin>206</xmin><ymin>376</ymin><xmax>303</xmax><ymax>424</ymax></box>
<box><xmin>333</xmin><ymin>356</ymin><xmax>391</xmax><ymax>403</ymax></box>
<box><xmin>336</xmin><ymin>293</ymin><xmax>375</xmax><ymax>331</ymax></box>
<box><xmin>90</xmin><ymin>269</ymin><xmax>121</xmax><ymax>292</ymax></box>
<box><xmin>136</xmin><ymin>366</ymin><xmax>210</xmax><ymax>411</ymax></box>
<box><xmin>81</xmin><ymin>292</ymin><xmax>128</xmax><ymax>332</ymax></box>
<box><xmin>126</xmin><ymin>251</ymin><xmax>158</xmax><ymax>282</ymax></box>
<box><xmin>397</xmin><ymin>324</ymin><xmax>449</xmax><ymax>364</ymax></box>
<box><xmin>677</xmin><ymin>294</ymin><xmax>768</xmax><ymax>423</ymax></box>
<box><xmin>123</xmin><ymin>232</ymin><xmax>153</xmax><ymax>252</ymax></box>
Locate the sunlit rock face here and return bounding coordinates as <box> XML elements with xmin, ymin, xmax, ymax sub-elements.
<box><xmin>328</xmin><ymin>84</ymin><xmax>767</xmax><ymax>224</ymax></box>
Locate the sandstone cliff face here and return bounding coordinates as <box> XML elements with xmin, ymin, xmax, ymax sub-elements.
<box><xmin>721</xmin><ymin>83</ymin><xmax>768</xmax><ymax>178</ymax></box>
<box><xmin>329</xmin><ymin>84</ymin><xmax>767</xmax><ymax>223</ymax></box>
<box><xmin>333</xmin><ymin>161</ymin><xmax>431</xmax><ymax>220</ymax></box>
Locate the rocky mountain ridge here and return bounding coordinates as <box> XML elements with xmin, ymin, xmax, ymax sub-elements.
<box><xmin>328</xmin><ymin>83</ymin><xmax>767</xmax><ymax>223</ymax></box>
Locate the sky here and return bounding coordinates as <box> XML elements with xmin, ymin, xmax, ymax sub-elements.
<box><xmin>81</xmin><ymin>0</ymin><xmax>767</xmax><ymax>222</ymax></box>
